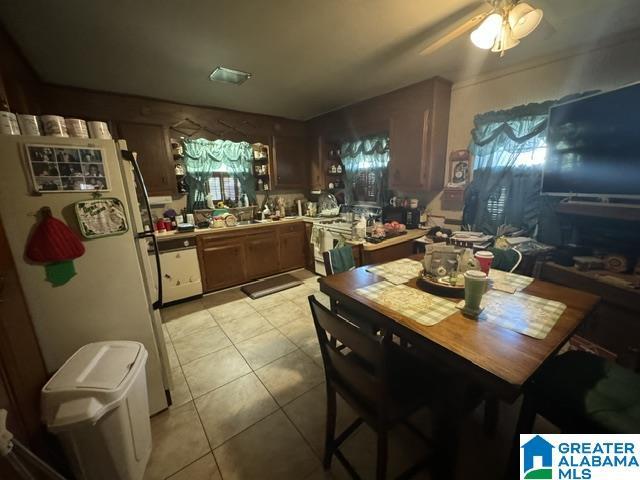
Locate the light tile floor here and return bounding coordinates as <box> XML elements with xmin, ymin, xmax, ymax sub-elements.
<box><xmin>148</xmin><ymin>269</ymin><xmax>559</xmax><ymax>480</ymax></box>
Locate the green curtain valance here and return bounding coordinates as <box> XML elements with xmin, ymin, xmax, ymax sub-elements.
<box><xmin>341</xmin><ymin>136</ymin><xmax>390</xmax><ymax>158</ymax></box>
<box><xmin>470</xmin><ymin>91</ymin><xmax>600</xmax><ymax>149</ymax></box>
<box><xmin>471</xmin><ymin>116</ymin><xmax>548</xmax><ymax>148</ymax></box>
<box><xmin>183</xmin><ymin>138</ymin><xmax>253</xmax><ymax>169</ymax></box>
<box><xmin>183</xmin><ymin>138</ymin><xmax>255</xmax><ymax>211</ymax></box>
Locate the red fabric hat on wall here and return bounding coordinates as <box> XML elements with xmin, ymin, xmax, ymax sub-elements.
<box><xmin>26</xmin><ymin>207</ymin><xmax>85</xmax><ymax>262</ymax></box>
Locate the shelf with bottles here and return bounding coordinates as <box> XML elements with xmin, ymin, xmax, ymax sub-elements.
<box><xmin>252</xmin><ymin>142</ymin><xmax>271</xmax><ymax>192</ymax></box>
<box><xmin>256</xmin><ymin>177</ymin><xmax>270</xmax><ymax>192</ymax></box>
<box><xmin>252</xmin><ymin>143</ymin><xmax>270</xmax><ymax>162</ymax></box>
<box><xmin>171</xmin><ymin>138</ymin><xmax>188</xmax><ymax>194</ymax></box>
<box><xmin>326</xmin><ymin>143</ymin><xmax>344</xmax><ymax>177</ymax></box>
<box><xmin>326</xmin><ymin>162</ymin><xmax>344</xmax><ymax>176</ymax></box>
<box><xmin>326</xmin><ymin>179</ymin><xmax>345</xmax><ymax>190</ymax></box>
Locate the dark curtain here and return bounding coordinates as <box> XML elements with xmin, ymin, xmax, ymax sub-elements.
<box><xmin>463</xmin><ymin>92</ymin><xmax>598</xmax><ymax>234</ymax></box>
<box><xmin>341</xmin><ymin>135</ymin><xmax>390</xmax><ymax>205</ymax></box>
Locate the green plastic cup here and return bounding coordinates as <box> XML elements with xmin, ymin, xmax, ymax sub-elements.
<box><xmin>464</xmin><ymin>270</ymin><xmax>488</xmax><ymax>314</ymax></box>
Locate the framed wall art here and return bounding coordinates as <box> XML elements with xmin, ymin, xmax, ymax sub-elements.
<box><xmin>25</xmin><ymin>144</ymin><xmax>110</xmax><ymax>193</ymax></box>
<box><xmin>448</xmin><ymin>149</ymin><xmax>471</xmax><ymax>187</ymax></box>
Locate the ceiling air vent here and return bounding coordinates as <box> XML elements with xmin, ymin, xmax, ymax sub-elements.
<box><xmin>209</xmin><ymin>66</ymin><xmax>252</xmax><ymax>85</ymax></box>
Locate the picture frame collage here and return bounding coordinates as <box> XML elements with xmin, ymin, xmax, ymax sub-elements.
<box><xmin>26</xmin><ymin>144</ymin><xmax>110</xmax><ymax>193</ymax></box>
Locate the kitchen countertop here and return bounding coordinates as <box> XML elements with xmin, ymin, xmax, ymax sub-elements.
<box><xmin>154</xmin><ymin>216</ymin><xmax>312</xmax><ymax>240</ymax></box>
<box><xmin>348</xmin><ymin>228</ymin><xmax>426</xmax><ymax>251</ymax></box>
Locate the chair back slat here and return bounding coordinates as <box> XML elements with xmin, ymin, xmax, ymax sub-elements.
<box><xmin>308</xmin><ymin>296</ymin><xmax>387</xmax><ymax>409</ymax></box>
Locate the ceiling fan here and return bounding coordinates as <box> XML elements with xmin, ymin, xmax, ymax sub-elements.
<box><xmin>420</xmin><ymin>0</ymin><xmax>544</xmax><ymax>57</ymax></box>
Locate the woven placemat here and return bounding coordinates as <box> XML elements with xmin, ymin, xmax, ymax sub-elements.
<box><xmin>366</xmin><ymin>258</ymin><xmax>424</xmax><ymax>285</ymax></box>
<box><xmin>488</xmin><ymin>269</ymin><xmax>534</xmax><ymax>292</ymax></box>
<box><xmin>355</xmin><ymin>281</ymin><xmax>458</xmax><ymax>326</ymax></box>
<box><xmin>457</xmin><ymin>290</ymin><xmax>566</xmax><ymax>339</ymax></box>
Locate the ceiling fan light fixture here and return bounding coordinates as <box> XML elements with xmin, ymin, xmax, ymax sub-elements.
<box><xmin>491</xmin><ymin>22</ymin><xmax>520</xmax><ymax>54</ymax></box>
<box><xmin>508</xmin><ymin>2</ymin><xmax>543</xmax><ymax>39</ymax></box>
<box><xmin>470</xmin><ymin>13</ymin><xmax>502</xmax><ymax>49</ymax></box>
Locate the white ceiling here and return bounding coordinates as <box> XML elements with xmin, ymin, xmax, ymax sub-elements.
<box><xmin>2</xmin><ymin>0</ymin><xmax>640</xmax><ymax>120</ymax></box>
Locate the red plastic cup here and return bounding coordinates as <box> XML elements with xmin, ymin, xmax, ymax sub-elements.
<box><xmin>474</xmin><ymin>250</ymin><xmax>494</xmax><ymax>275</ymax></box>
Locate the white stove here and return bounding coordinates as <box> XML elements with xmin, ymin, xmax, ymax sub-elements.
<box><xmin>310</xmin><ymin>218</ymin><xmax>353</xmax><ymax>276</ymax></box>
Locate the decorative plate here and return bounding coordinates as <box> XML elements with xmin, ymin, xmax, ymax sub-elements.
<box><xmin>75</xmin><ymin>197</ymin><xmax>129</xmax><ymax>239</ymax></box>
<box><xmin>416</xmin><ymin>270</ymin><xmax>466</xmax><ymax>298</ymax></box>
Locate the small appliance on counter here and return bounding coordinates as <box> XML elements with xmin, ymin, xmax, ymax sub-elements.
<box><xmin>317</xmin><ymin>192</ymin><xmax>340</xmax><ymax>217</ymax></box>
<box><xmin>382</xmin><ymin>205</ymin><xmax>421</xmax><ymax>229</ymax></box>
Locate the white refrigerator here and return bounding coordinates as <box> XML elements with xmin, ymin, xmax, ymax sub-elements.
<box><xmin>0</xmin><ymin>134</ymin><xmax>171</xmax><ymax>414</ymax></box>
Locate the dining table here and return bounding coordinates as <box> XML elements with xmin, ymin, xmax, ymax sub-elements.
<box><xmin>318</xmin><ymin>254</ymin><xmax>600</xmax><ymax>478</ymax></box>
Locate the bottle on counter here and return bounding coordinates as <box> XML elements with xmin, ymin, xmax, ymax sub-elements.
<box><xmin>155</xmin><ymin>218</ymin><xmax>166</xmax><ymax>233</ymax></box>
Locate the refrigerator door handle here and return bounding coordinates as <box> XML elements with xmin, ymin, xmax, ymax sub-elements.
<box><xmin>148</xmin><ymin>234</ymin><xmax>163</xmax><ymax>310</ymax></box>
<box><xmin>121</xmin><ymin>149</ymin><xmax>163</xmax><ymax>309</ymax></box>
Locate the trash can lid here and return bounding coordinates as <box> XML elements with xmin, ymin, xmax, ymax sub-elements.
<box><xmin>44</xmin><ymin>341</ymin><xmax>143</xmax><ymax>392</ymax></box>
<box><xmin>42</xmin><ymin>341</ymin><xmax>147</xmax><ymax>429</ymax></box>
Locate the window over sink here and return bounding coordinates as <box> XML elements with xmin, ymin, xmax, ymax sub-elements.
<box><xmin>207</xmin><ymin>172</ymin><xmax>242</xmax><ymax>203</ymax></box>
<box><xmin>342</xmin><ymin>134</ymin><xmax>390</xmax><ymax>205</ymax></box>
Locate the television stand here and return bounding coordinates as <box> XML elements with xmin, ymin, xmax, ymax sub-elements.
<box><xmin>556</xmin><ymin>199</ymin><xmax>640</xmax><ymax>221</ymax></box>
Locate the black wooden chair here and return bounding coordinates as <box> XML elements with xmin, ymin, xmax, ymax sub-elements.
<box><xmin>321</xmin><ymin>248</ymin><xmax>378</xmax><ymax>338</ymax></box>
<box><xmin>308</xmin><ymin>295</ymin><xmax>446</xmax><ymax>479</ymax></box>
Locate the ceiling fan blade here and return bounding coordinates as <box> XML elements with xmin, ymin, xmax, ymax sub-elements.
<box><xmin>419</xmin><ymin>3</ymin><xmax>493</xmax><ymax>56</ymax></box>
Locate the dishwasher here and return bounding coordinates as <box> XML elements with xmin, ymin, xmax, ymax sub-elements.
<box><xmin>152</xmin><ymin>235</ymin><xmax>203</xmax><ymax>304</ymax></box>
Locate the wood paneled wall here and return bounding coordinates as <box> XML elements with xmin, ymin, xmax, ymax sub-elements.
<box><xmin>38</xmin><ymin>84</ymin><xmax>309</xmax><ymax>145</ymax></box>
<box><xmin>308</xmin><ymin>76</ymin><xmax>451</xmax><ymax>141</ymax></box>
<box><xmin>0</xmin><ymin>26</ymin><xmax>41</xmax><ymax>113</ymax></box>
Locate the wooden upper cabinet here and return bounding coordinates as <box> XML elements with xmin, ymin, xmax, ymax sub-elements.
<box><xmin>311</xmin><ymin>77</ymin><xmax>452</xmax><ymax>193</ymax></box>
<box><xmin>117</xmin><ymin>122</ymin><xmax>176</xmax><ymax>196</ymax></box>
<box><xmin>271</xmin><ymin>135</ymin><xmax>309</xmax><ymax>189</ymax></box>
<box><xmin>388</xmin><ymin>109</ymin><xmax>430</xmax><ymax>190</ymax></box>
<box><xmin>309</xmin><ymin>136</ymin><xmax>327</xmax><ymax>191</ymax></box>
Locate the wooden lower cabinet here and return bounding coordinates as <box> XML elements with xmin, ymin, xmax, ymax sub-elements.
<box><xmin>279</xmin><ymin>224</ymin><xmax>306</xmax><ymax>272</ymax></box>
<box><xmin>359</xmin><ymin>240</ymin><xmax>415</xmax><ymax>266</ymax></box>
<box><xmin>198</xmin><ymin>222</ymin><xmax>308</xmax><ymax>292</ymax></box>
<box><xmin>245</xmin><ymin>232</ymin><xmax>280</xmax><ymax>279</ymax></box>
<box><xmin>198</xmin><ymin>237</ymin><xmax>247</xmax><ymax>291</ymax></box>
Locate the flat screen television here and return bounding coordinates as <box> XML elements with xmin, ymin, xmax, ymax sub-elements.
<box><xmin>542</xmin><ymin>83</ymin><xmax>640</xmax><ymax>199</ymax></box>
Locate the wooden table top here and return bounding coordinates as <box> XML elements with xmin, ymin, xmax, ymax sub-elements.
<box><xmin>319</xmin><ymin>257</ymin><xmax>600</xmax><ymax>401</ymax></box>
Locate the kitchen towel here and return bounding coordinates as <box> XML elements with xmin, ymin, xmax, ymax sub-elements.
<box><xmin>327</xmin><ymin>246</ymin><xmax>355</xmax><ymax>274</ymax></box>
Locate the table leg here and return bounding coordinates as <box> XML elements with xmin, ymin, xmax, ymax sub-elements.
<box><xmin>504</xmin><ymin>394</ymin><xmax>537</xmax><ymax>480</ymax></box>
<box><xmin>432</xmin><ymin>382</ymin><xmax>467</xmax><ymax>480</ymax></box>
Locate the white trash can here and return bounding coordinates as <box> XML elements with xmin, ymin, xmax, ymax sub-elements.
<box><xmin>42</xmin><ymin>341</ymin><xmax>152</xmax><ymax>480</ymax></box>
